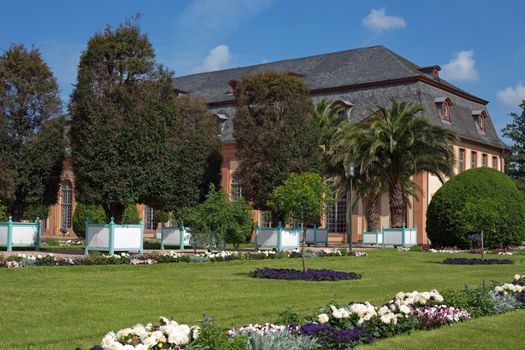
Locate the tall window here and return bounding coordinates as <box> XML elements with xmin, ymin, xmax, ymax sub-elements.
<box><xmin>492</xmin><ymin>156</ymin><xmax>498</xmax><ymax>169</ymax></box>
<box><xmin>327</xmin><ymin>193</ymin><xmax>347</xmax><ymax>233</ymax></box>
<box><xmin>144</xmin><ymin>205</ymin><xmax>156</xmax><ymax>230</ymax></box>
<box><xmin>482</xmin><ymin>154</ymin><xmax>488</xmax><ymax>167</ymax></box>
<box><xmin>471</xmin><ymin>151</ymin><xmax>477</xmax><ymax>169</ymax></box>
<box><xmin>60</xmin><ymin>180</ymin><xmax>72</xmax><ymax>230</ymax></box>
<box><xmin>441</xmin><ymin>101</ymin><xmax>451</xmax><ymax>121</ymax></box>
<box><xmin>458</xmin><ymin>149</ymin><xmax>465</xmax><ymax>173</ymax></box>
<box><xmin>230</xmin><ymin>173</ymin><xmax>243</xmax><ymax>201</ymax></box>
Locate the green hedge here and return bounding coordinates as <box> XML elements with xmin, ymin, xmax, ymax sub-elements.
<box><xmin>427</xmin><ymin>167</ymin><xmax>525</xmax><ymax>248</ymax></box>
<box><xmin>72</xmin><ymin>204</ymin><xmax>106</xmax><ymax>238</ymax></box>
<box><xmin>73</xmin><ymin>204</ymin><xmax>141</xmax><ymax>238</ymax></box>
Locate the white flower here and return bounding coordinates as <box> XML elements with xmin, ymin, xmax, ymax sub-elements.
<box><xmin>330</xmin><ymin>305</ymin><xmax>343</xmax><ymax>319</ymax></box>
<box><xmin>101</xmin><ymin>331</ymin><xmax>117</xmax><ymax>348</ymax></box>
<box><xmin>515</xmin><ymin>274</ymin><xmax>521</xmax><ymax>281</ymax></box>
<box><xmin>399</xmin><ymin>304</ymin><xmax>411</xmax><ymax>314</ymax></box>
<box><xmin>350</xmin><ymin>303</ymin><xmax>367</xmax><ymax>317</ymax></box>
<box><xmin>318</xmin><ymin>313</ymin><xmax>329</xmax><ymax>324</ymax></box>
<box><xmin>192</xmin><ymin>325</ymin><xmax>200</xmax><ymax>339</ymax></box>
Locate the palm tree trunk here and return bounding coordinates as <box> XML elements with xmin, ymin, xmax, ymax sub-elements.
<box><xmin>365</xmin><ymin>194</ymin><xmax>381</xmax><ymax>231</ymax></box>
<box><xmin>389</xmin><ymin>182</ymin><xmax>404</xmax><ymax>228</ymax></box>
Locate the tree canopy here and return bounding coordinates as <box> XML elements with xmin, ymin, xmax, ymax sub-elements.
<box><xmin>330</xmin><ymin>99</ymin><xmax>456</xmax><ymax>228</ymax></box>
<box><xmin>70</xmin><ymin>19</ymin><xmax>221</xmax><ymax>222</ymax></box>
<box><xmin>233</xmin><ymin>72</ymin><xmax>321</xmax><ymax>217</ymax></box>
<box><xmin>502</xmin><ymin>101</ymin><xmax>525</xmax><ymax>194</ymax></box>
<box><xmin>270</xmin><ymin>172</ymin><xmax>332</xmax><ymax>271</ymax></box>
<box><xmin>0</xmin><ymin>44</ymin><xmax>65</xmax><ymax>221</ymax></box>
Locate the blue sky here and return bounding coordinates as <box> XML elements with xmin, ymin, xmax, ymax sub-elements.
<box><xmin>1</xmin><ymin>0</ymin><xmax>524</xmax><ymax>139</ymax></box>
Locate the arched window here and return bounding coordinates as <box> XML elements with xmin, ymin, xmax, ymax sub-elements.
<box><xmin>60</xmin><ymin>180</ymin><xmax>73</xmax><ymax>230</ymax></box>
<box><xmin>144</xmin><ymin>205</ymin><xmax>157</xmax><ymax>230</ymax></box>
<box><xmin>472</xmin><ymin>110</ymin><xmax>487</xmax><ymax>132</ymax></box>
<box><xmin>435</xmin><ymin>97</ymin><xmax>452</xmax><ymax>122</ymax></box>
<box><xmin>231</xmin><ymin>173</ymin><xmax>243</xmax><ymax>201</ymax></box>
<box><xmin>326</xmin><ymin>192</ymin><xmax>347</xmax><ymax>233</ymax></box>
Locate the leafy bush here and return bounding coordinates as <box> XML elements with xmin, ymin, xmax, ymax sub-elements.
<box><xmin>183</xmin><ymin>185</ymin><xmax>253</xmax><ymax>249</ymax></box>
<box><xmin>190</xmin><ymin>315</ymin><xmax>248</xmax><ymax>350</ymax></box>
<box><xmin>427</xmin><ymin>168</ymin><xmax>525</xmax><ymax>248</ymax></box>
<box><xmin>122</xmin><ymin>204</ymin><xmax>140</xmax><ymax>224</ymax></box>
<box><xmin>275</xmin><ymin>309</ymin><xmax>305</xmax><ymax>325</ymax></box>
<box><xmin>72</xmin><ymin>204</ymin><xmax>106</xmax><ymax>238</ymax></box>
<box><xmin>0</xmin><ymin>202</ymin><xmax>6</xmax><ymax>221</ymax></box>
<box><xmin>442</xmin><ymin>285</ymin><xmax>495</xmax><ymax>318</ymax></box>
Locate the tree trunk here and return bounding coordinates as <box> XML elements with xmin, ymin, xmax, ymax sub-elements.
<box><xmin>301</xmin><ymin>227</ymin><xmax>308</xmax><ymax>273</ymax></box>
<box><xmin>389</xmin><ymin>182</ymin><xmax>404</xmax><ymax>228</ymax></box>
<box><xmin>481</xmin><ymin>229</ymin><xmax>484</xmax><ymax>260</ymax></box>
<box><xmin>365</xmin><ymin>194</ymin><xmax>381</xmax><ymax>231</ymax></box>
<box><xmin>104</xmin><ymin>203</ymin><xmax>125</xmax><ymax>224</ymax></box>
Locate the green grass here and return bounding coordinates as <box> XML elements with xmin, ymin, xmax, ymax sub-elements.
<box><xmin>0</xmin><ymin>250</ymin><xmax>523</xmax><ymax>350</ymax></box>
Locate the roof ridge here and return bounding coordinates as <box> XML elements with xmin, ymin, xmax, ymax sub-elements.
<box><xmin>174</xmin><ymin>45</ymin><xmax>386</xmax><ymax>80</ymax></box>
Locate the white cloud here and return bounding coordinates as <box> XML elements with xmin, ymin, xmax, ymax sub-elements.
<box><xmin>440</xmin><ymin>50</ymin><xmax>479</xmax><ymax>81</ymax></box>
<box><xmin>178</xmin><ymin>0</ymin><xmax>272</xmax><ymax>43</ymax></box>
<box><xmin>362</xmin><ymin>8</ymin><xmax>406</xmax><ymax>32</ymax></box>
<box><xmin>198</xmin><ymin>44</ymin><xmax>231</xmax><ymax>72</ymax></box>
<box><xmin>496</xmin><ymin>82</ymin><xmax>525</xmax><ymax>107</ymax></box>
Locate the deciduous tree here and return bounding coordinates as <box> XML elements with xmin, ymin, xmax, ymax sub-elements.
<box><xmin>233</xmin><ymin>72</ymin><xmax>321</xmax><ymax>220</ymax></box>
<box><xmin>0</xmin><ymin>44</ymin><xmax>65</xmax><ymax>221</ymax></box>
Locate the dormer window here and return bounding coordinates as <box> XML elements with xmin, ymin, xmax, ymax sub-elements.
<box><xmin>472</xmin><ymin>110</ymin><xmax>487</xmax><ymax>132</ymax></box>
<box><xmin>330</xmin><ymin>100</ymin><xmax>354</xmax><ymax>119</ymax></box>
<box><xmin>418</xmin><ymin>65</ymin><xmax>441</xmax><ymax>81</ymax></box>
<box><xmin>435</xmin><ymin>97</ymin><xmax>453</xmax><ymax>122</ymax></box>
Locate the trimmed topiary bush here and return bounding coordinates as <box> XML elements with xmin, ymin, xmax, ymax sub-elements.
<box><xmin>72</xmin><ymin>204</ymin><xmax>106</xmax><ymax>238</ymax></box>
<box><xmin>122</xmin><ymin>204</ymin><xmax>140</xmax><ymax>224</ymax></box>
<box><xmin>427</xmin><ymin>167</ymin><xmax>525</xmax><ymax>248</ymax></box>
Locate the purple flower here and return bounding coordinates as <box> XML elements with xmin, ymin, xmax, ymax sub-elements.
<box><xmin>250</xmin><ymin>268</ymin><xmax>361</xmax><ymax>281</ymax></box>
<box><xmin>469</xmin><ymin>234</ymin><xmax>481</xmax><ymax>242</ymax></box>
<box><xmin>443</xmin><ymin>258</ymin><xmax>513</xmax><ymax>265</ymax></box>
<box><xmin>299</xmin><ymin>323</ymin><xmax>374</xmax><ymax>348</ymax></box>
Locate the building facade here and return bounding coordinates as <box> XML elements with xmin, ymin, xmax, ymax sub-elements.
<box><xmin>46</xmin><ymin>46</ymin><xmax>508</xmax><ymax>244</ymax></box>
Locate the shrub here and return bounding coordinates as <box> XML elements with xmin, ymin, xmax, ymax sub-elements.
<box><xmin>442</xmin><ymin>285</ymin><xmax>495</xmax><ymax>318</ymax></box>
<box><xmin>490</xmin><ymin>291</ymin><xmax>519</xmax><ymax>314</ymax></box>
<box><xmin>72</xmin><ymin>204</ymin><xmax>106</xmax><ymax>238</ymax></box>
<box><xmin>427</xmin><ymin>168</ymin><xmax>525</xmax><ymax>248</ymax></box>
<box><xmin>122</xmin><ymin>204</ymin><xmax>140</xmax><ymax>224</ymax></box>
<box><xmin>244</xmin><ymin>331</ymin><xmax>320</xmax><ymax>350</ymax></box>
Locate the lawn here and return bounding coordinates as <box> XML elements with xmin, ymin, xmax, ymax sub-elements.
<box><xmin>0</xmin><ymin>250</ymin><xmax>523</xmax><ymax>350</ymax></box>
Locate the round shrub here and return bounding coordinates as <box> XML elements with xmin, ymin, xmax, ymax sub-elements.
<box><xmin>72</xmin><ymin>204</ymin><xmax>106</xmax><ymax>238</ymax></box>
<box><xmin>122</xmin><ymin>204</ymin><xmax>140</xmax><ymax>224</ymax></box>
<box><xmin>427</xmin><ymin>168</ymin><xmax>525</xmax><ymax>248</ymax></box>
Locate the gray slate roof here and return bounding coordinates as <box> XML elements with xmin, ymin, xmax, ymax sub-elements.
<box><xmin>173</xmin><ymin>45</ymin><xmax>507</xmax><ymax>150</ymax></box>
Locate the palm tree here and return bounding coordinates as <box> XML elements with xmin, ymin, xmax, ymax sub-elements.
<box><xmin>329</xmin><ymin>123</ymin><xmax>386</xmax><ymax>231</ymax></box>
<box><xmin>364</xmin><ymin>99</ymin><xmax>457</xmax><ymax>227</ymax></box>
<box><xmin>313</xmin><ymin>99</ymin><xmax>346</xmax><ymax>169</ymax></box>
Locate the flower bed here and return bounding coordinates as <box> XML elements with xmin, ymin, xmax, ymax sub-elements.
<box><xmin>250</xmin><ymin>267</ymin><xmax>361</xmax><ymax>281</ymax></box>
<box><xmin>443</xmin><ymin>257</ymin><xmax>514</xmax><ymax>265</ymax></box>
<box><xmin>0</xmin><ymin>248</ymin><xmax>366</xmax><ymax>269</ymax></box>
<box><xmin>90</xmin><ymin>274</ymin><xmax>525</xmax><ymax>350</ymax></box>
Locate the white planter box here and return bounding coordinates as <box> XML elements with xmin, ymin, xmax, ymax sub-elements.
<box><xmin>255</xmin><ymin>225</ymin><xmax>300</xmax><ymax>251</ymax></box>
<box><xmin>383</xmin><ymin>227</ymin><xmax>417</xmax><ymax>246</ymax></box>
<box><xmin>362</xmin><ymin>231</ymin><xmax>383</xmax><ymax>245</ymax></box>
<box><xmin>0</xmin><ymin>217</ymin><xmax>41</xmax><ymax>251</ymax></box>
<box><xmin>305</xmin><ymin>227</ymin><xmax>329</xmax><ymax>246</ymax></box>
<box><xmin>85</xmin><ymin>219</ymin><xmax>143</xmax><ymax>255</ymax></box>
<box><xmin>160</xmin><ymin>225</ymin><xmax>192</xmax><ymax>249</ymax></box>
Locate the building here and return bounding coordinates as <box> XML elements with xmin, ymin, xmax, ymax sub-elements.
<box><xmin>46</xmin><ymin>45</ymin><xmax>508</xmax><ymax>244</ymax></box>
